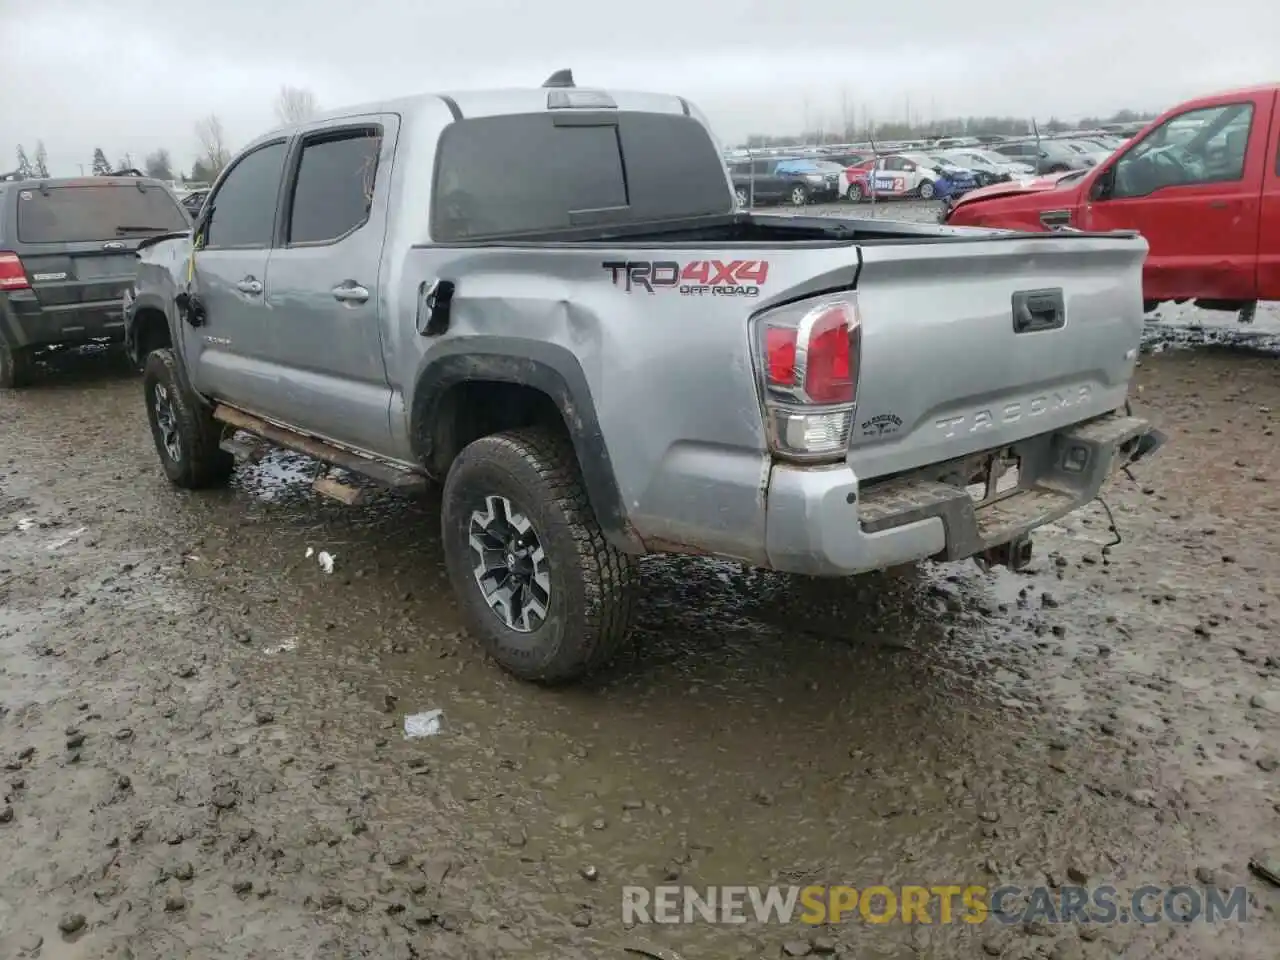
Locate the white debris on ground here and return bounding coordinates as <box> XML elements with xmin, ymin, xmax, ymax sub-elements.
<box><xmin>15</xmin><ymin>517</ymin><xmax>37</xmax><ymax>531</ymax></box>
<box><xmin>403</xmin><ymin>709</ymin><xmax>444</xmax><ymax>738</ymax></box>
<box><xmin>262</xmin><ymin>638</ymin><xmax>298</xmax><ymax>655</ymax></box>
<box><xmin>304</xmin><ymin>546</ymin><xmax>336</xmax><ymax>574</ymax></box>
<box><xmin>45</xmin><ymin>527</ymin><xmax>87</xmax><ymax>550</ymax></box>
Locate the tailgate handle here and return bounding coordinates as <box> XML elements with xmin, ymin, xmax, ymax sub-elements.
<box><xmin>1011</xmin><ymin>289</ymin><xmax>1065</xmax><ymax>334</ymax></box>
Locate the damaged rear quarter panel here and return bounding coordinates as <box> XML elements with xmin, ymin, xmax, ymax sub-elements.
<box><xmin>386</xmin><ymin>243</ymin><xmax>861</xmax><ymax>563</ymax></box>
<box><xmin>129</xmin><ymin>237</ymin><xmax>192</xmax><ymax>363</ymax></box>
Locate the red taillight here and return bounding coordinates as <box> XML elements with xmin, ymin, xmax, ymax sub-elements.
<box><xmin>760</xmin><ymin>301</ymin><xmax>858</xmax><ymax>404</ymax></box>
<box><xmin>754</xmin><ymin>297</ymin><xmax>861</xmax><ymax>461</ymax></box>
<box><xmin>765</xmin><ymin>326</ymin><xmax>797</xmax><ymax>386</ymax></box>
<box><xmin>0</xmin><ymin>252</ymin><xmax>30</xmax><ymax>291</ymax></box>
<box><xmin>803</xmin><ymin>307</ymin><xmax>856</xmax><ymax>403</ymax></box>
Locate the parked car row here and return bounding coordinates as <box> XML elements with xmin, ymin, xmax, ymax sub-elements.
<box><xmin>727</xmin><ymin>128</ymin><xmax>1138</xmax><ymax>197</ymax></box>
<box><xmin>730</xmin><ymin>147</ymin><xmax>1034</xmax><ymax>206</ymax></box>
<box><xmin>988</xmin><ymin>136</ymin><xmax>1120</xmax><ymax>173</ymax></box>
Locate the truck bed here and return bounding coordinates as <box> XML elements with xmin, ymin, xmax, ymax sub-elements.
<box><xmin>420</xmin><ymin>211</ymin><xmax>1120</xmax><ymax>248</ymax></box>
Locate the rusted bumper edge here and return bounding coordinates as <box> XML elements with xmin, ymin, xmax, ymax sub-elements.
<box><xmin>763</xmin><ymin>413</ymin><xmax>1164</xmax><ymax>577</ymax></box>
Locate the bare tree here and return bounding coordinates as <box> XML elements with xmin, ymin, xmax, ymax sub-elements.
<box><xmin>274</xmin><ymin>85</ymin><xmax>319</xmax><ymax>125</ymax></box>
<box><xmin>15</xmin><ymin>146</ymin><xmax>33</xmax><ymax>179</ymax></box>
<box><xmin>33</xmin><ymin>141</ymin><xmax>49</xmax><ymax>178</ymax></box>
<box><xmin>194</xmin><ymin>114</ymin><xmax>230</xmax><ymax>176</ymax></box>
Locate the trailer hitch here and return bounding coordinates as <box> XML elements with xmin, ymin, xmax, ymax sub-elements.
<box><xmin>976</xmin><ymin>536</ymin><xmax>1033</xmax><ymax>573</ymax></box>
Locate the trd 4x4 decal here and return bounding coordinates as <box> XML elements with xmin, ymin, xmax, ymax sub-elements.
<box><xmin>602</xmin><ymin>259</ymin><xmax>769</xmax><ymax>297</ymax></box>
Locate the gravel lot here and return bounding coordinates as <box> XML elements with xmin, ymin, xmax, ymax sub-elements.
<box><xmin>1</xmin><ymin>220</ymin><xmax>1278</xmax><ymax>958</ymax></box>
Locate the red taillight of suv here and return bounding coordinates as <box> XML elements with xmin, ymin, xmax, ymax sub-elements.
<box><xmin>753</xmin><ymin>296</ymin><xmax>861</xmax><ymax>461</ymax></box>
<box><xmin>0</xmin><ymin>252</ymin><xmax>31</xmax><ymax>291</ymax></box>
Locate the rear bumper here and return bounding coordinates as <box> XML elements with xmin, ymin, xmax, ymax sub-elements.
<box><xmin>0</xmin><ymin>292</ymin><xmax>126</xmax><ymax>348</ymax></box>
<box><xmin>764</xmin><ymin>413</ymin><xmax>1163</xmax><ymax>576</ymax></box>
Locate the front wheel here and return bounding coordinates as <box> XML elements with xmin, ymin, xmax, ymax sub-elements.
<box><xmin>441</xmin><ymin>427</ymin><xmax>637</xmax><ymax>684</ymax></box>
<box><xmin>0</xmin><ymin>341</ymin><xmax>33</xmax><ymax>389</ymax></box>
<box><xmin>845</xmin><ymin>182</ymin><xmax>865</xmax><ymax>203</ymax></box>
<box><xmin>918</xmin><ymin>180</ymin><xmax>936</xmax><ymax>200</ymax></box>
<box><xmin>789</xmin><ymin>184</ymin><xmax>808</xmax><ymax>206</ymax></box>
<box><xmin>142</xmin><ymin>348</ymin><xmax>234</xmax><ymax>489</ymax></box>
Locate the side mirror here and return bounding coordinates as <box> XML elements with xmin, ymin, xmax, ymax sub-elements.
<box><xmin>1089</xmin><ymin>165</ymin><xmax>1115</xmax><ymax>201</ymax></box>
<box><xmin>191</xmin><ymin>204</ymin><xmax>212</xmax><ymax>240</ymax></box>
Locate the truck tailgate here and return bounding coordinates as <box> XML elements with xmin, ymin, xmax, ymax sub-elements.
<box><xmin>848</xmin><ymin>233</ymin><xmax>1148</xmax><ymax>480</ymax></box>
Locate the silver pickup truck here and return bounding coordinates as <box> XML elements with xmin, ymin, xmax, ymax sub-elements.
<box><xmin>124</xmin><ymin>71</ymin><xmax>1164</xmax><ymax>684</ymax></box>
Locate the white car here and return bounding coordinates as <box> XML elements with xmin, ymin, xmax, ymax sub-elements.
<box><xmin>860</xmin><ymin>153</ymin><xmax>946</xmax><ymax>199</ymax></box>
<box><xmin>942</xmin><ymin>148</ymin><xmax>1034</xmax><ymax>178</ymax></box>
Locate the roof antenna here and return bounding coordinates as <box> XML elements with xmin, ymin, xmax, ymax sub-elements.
<box><xmin>542</xmin><ymin>69</ymin><xmax>574</xmax><ymax>89</ymax></box>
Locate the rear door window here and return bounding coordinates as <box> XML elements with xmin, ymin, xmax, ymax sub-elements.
<box><xmin>431</xmin><ymin>111</ymin><xmax>731</xmax><ymax>241</ymax></box>
<box><xmin>16</xmin><ymin>183</ymin><xmax>190</xmax><ymax>244</ymax></box>
<box><xmin>287</xmin><ymin>127</ymin><xmax>382</xmax><ymax>244</ymax></box>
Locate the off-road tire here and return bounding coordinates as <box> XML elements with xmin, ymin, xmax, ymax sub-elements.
<box><xmin>142</xmin><ymin>348</ymin><xmax>234</xmax><ymax>489</ymax></box>
<box><xmin>441</xmin><ymin>426</ymin><xmax>637</xmax><ymax>684</ymax></box>
<box><xmin>0</xmin><ymin>341</ymin><xmax>33</xmax><ymax>389</ymax></box>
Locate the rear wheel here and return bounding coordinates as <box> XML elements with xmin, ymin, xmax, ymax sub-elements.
<box><xmin>789</xmin><ymin>184</ymin><xmax>808</xmax><ymax>206</ymax></box>
<box><xmin>142</xmin><ymin>348</ymin><xmax>234</xmax><ymax>489</ymax></box>
<box><xmin>918</xmin><ymin>180</ymin><xmax>936</xmax><ymax>200</ymax></box>
<box><xmin>441</xmin><ymin>427</ymin><xmax>637</xmax><ymax>684</ymax></box>
<box><xmin>0</xmin><ymin>341</ymin><xmax>33</xmax><ymax>389</ymax></box>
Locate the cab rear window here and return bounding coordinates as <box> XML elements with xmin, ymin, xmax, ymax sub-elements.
<box><xmin>16</xmin><ymin>184</ymin><xmax>190</xmax><ymax>244</ymax></box>
<box><xmin>431</xmin><ymin>111</ymin><xmax>732</xmax><ymax>241</ymax></box>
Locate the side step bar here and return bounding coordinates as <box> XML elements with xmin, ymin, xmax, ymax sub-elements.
<box><xmin>212</xmin><ymin>405</ymin><xmax>429</xmax><ymax>500</ymax></box>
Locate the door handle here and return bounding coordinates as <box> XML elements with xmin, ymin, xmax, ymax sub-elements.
<box><xmin>332</xmin><ymin>283</ymin><xmax>370</xmax><ymax>304</ymax></box>
<box><xmin>235</xmin><ymin>277</ymin><xmax>263</xmax><ymax>295</ymax></box>
<box><xmin>1208</xmin><ymin>199</ymin><xmax>1229</xmax><ymax>209</ymax></box>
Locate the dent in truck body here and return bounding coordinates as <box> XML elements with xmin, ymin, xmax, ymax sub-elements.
<box><xmin>124</xmin><ymin>241</ymin><xmax>189</xmax><ymax>366</ymax></box>
<box><xmin>385</xmin><ymin>242</ymin><xmax>873</xmax><ymax>567</ymax></box>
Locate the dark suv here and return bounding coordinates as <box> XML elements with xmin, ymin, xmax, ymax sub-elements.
<box><xmin>0</xmin><ymin>172</ymin><xmax>191</xmax><ymax>387</ymax></box>
<box><xmin>728</xmin><ymin>158</ymin><xmax>841</xmax><ymax>207</ymax></box>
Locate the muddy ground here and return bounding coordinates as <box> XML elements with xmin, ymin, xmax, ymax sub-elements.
<box><xmin>1</xmin><ymin>318</ymin><xmax>1279</xmax><ymax>960</ymax></box>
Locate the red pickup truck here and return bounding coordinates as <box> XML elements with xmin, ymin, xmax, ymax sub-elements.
<box><xmin>944</xmin><ymin>84</ymin><xmax>1280</xmax><ymax>321</ymax></box>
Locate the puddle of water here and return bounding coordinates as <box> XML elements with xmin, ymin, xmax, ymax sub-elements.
<box><xmin>237</xmin><ymin>448</ymin><xmax>318</xmax><ymax>504</ymax></box>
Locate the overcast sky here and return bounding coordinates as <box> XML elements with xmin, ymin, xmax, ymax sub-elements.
<box><xmin>2</xmin><ymin>0</ymin><xmax>1275</xmax><ymax>177</ymax></box>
